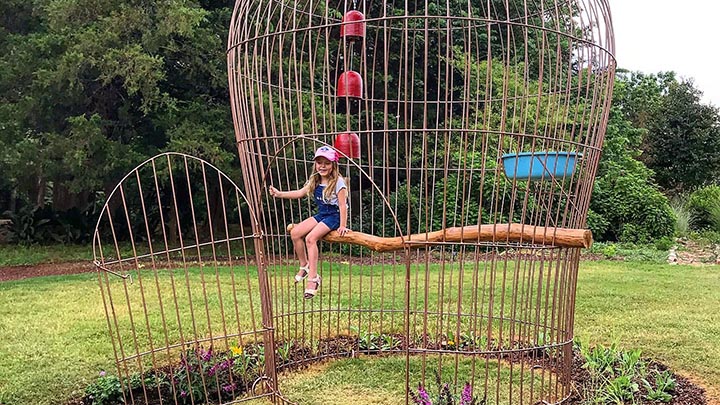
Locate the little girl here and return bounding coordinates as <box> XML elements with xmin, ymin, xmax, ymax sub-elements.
<box><xmin>269</xmin><ymin>146</ymin><xmax>349</xmax><ymax>299</ymax></box>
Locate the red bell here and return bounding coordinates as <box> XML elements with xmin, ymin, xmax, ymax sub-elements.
<box><xmin>337</xmin><ymin>71</ymin><xmax>363</xmax><ymax>100</ymax></box>
<box><xmin>340</xmin><ymin>10</ymin><xmax>365</xmax><ymax>42</ymax></box>
<box><xmin>334</xmin><ymin>132</ymin><xmax>361</xmax><ymax>159</ymax></box>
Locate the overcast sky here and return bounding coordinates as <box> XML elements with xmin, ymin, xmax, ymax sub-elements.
<box><xmin>608</xmin><ymin>0</ymin><xmax>719</xmax><ymax>107</ymax></box>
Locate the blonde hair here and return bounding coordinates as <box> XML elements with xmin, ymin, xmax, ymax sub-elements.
<box><xmin>305</xmin><ymin>161</ymin><xmax>346</xmax><ymax>201</ymax></box>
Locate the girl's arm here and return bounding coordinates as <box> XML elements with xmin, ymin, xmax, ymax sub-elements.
<box><xmin>269</xmin><ymin>185</ymin><xmax>308</xmax><ymax>199</ymax></box>
<box><xmin>336</xmin><ymin>188</ymin><xmax>350</xmax><ymax>236</ymax></box>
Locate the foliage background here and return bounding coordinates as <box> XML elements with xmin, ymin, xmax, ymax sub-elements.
<box><xmin>1</xmin><ymin>2</ymin><xmax>719</xmax><ymax>244</ymax></box>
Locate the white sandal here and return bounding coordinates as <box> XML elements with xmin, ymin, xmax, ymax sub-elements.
<box><xmin>294</xmin><ymin>265</ymin><xmax>309</xmax><ymax>283</ymax></box>
<box><xmin>304</xmin><ymin>275</ymin><xmax>322</xmax><ymax>299</ymax></box>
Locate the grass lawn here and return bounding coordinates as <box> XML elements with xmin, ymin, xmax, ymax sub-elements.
<box><xmin>0</xmin><ymin>244</ymin><xmax>93</xmax><ymax>266</ymax></box>
<box><xmin>0</xmin><ymin>260</ymin><xmax>718</xmax><ymax>404</ymax></box>
<box><xmin>574</xmin><ymin>261</ymin><xmax>720</xmax><ymax>401</ymax></box>
<box><xmin>261</xmin><ymin>355</ymin><xmax>551</xmax><ymax>405</ymax></box>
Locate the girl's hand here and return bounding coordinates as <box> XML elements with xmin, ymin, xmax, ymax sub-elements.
<box><xmin>337</xmin><ymin>226</ymin><xmax>350</xmax><ymax>236</ymax></box>
<box><xmin>269</xmin><ymin>186</ymin><xmax>280</xmax><ymax>198</ymax></box>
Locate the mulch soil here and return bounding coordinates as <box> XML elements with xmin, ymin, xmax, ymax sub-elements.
<box><xmin>0</xmin><ymin>261</ymin><xmax>95</xmax><ymax>282</ymax></box>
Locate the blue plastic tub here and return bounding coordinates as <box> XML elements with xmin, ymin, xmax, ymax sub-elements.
<box><xmin>501</xmin><ymin>151</ymin><xmax>581</xmax><ymax>181</ymax></box>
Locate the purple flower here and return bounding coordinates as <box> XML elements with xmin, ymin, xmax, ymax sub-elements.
<box><xmin>199</xmin><ymin>348</ymin><xmax>213</xmax><ymax>362</ymax></box>
<box><xmin>461</xmin><ymin>383</ymin><xmax>473</xmax><ymax>405</ymax></box>
<box><xmin>222</xmin><ymin>383</ymin><xmax>237</xmax><ymax>393</ymax></box>
<box><xmin>180</xmin><ymin>390</ymin><xmax>187</xmax><ymax>397</ymax></box>
<box><xmin>99</xmin><ymin>370</ymin><xmax>106</xmax><ymax>377</ymax></box>
<box><xmin>417</xmin><ymin>385</ymin><xmax>431</xmax><ymax>405</ymax></box>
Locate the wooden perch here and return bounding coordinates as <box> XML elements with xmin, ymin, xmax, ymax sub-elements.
<box><xmin>286</xmin><ymin>223</ymin><xmax>592</xmax><ymax>251</ymax></box>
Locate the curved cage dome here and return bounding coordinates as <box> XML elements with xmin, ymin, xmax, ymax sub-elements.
<box><xmin>228</xmin><ymin>0</ymin><xmax>615</xmax><ymax>234</ymax></box>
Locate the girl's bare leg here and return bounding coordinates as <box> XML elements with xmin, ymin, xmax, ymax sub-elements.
<box><xmin>290</xmin><ymin>217</ymin><xmax>318</xmax><ymax>277</ymax></box>
<box><xmin>304</xmin><ymin>222</ymin><xmax>332</xmax><ymax>286</ymax></box>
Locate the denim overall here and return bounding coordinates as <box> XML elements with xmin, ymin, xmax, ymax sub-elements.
<box><xmin>312</xmin><ymin>185</ymin><xmax>341</xmax><ymax>230</ymax></box>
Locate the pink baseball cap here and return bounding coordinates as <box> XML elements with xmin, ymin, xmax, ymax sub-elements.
<box><xmin>313</xmin><ymin>146</ymin><xmax>338</xmax><ymax>162</ymax></box>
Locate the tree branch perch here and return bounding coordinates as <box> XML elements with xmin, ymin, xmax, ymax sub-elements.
<box><xmin>286</xmin><ymin>223</ymin><xmax>592</xmax><ymax>251</ymax></box>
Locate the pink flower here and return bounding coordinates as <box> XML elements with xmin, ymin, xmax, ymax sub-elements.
<box><xmin>411</xmin><ymin>385</ymin><xmax>432</xmax><ymax>405</ymax></box>
<box><xmin>199</xmin><ymin>348</ymin><xmax>213</xmax><ymax>362</ymax></box>
<box><xmin>461</xmin><ymin>383</ymin><xmax>473</xmax><ymax>405</ymax></box>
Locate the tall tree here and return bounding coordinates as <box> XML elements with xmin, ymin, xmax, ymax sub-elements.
<box><xmin>643</xmin><ymin>80</ymin><xmax>720</xmax><ymax>192</ymax></box>
<box><xmin>0</xmin><ymin>0</ymin><xmax>235</xmax><ymax>242</ymax></box>
<box><xmin>614</xmin><ymin>71</ymin><xmax>720</xmax><ymax>193</ymax></box>
<box><xmin>588</xmin><ymin>75</ymin><xmax>675</xmax><ymax>242</ymax></box>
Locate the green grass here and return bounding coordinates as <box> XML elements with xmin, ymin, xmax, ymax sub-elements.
<box><xmin>0</xmin><ymin>240</ymin><xmax>257</xmax><ymax>267</ymax></box>
<box><xmin>272</xmin><ymin>355</ymin><xmax>552</xmax><ymax>405</ymax></box>
<box><xmin>0</xmin><ymin>272</ymin><xmax>113</xmax><ymax>404</ymax></box>
<box><xmin>574</xmin><ymin>261</ymin><xmax>720</xmax><ymax>392</ymax></box>
<box><xmin>0</xmin><ymin>244</ymin><xmax>93</xmax><ymax>266</ymax></box>
<box><xmin>0</xmin><ymin>260</ymin><xmax>719</xmax><ymax>404</ymax></box>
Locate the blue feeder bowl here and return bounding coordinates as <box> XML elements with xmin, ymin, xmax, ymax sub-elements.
<box><xmin>501</xmin><ymin>151</ymin><xmax>581</xmax><ymax>181</ymax></box>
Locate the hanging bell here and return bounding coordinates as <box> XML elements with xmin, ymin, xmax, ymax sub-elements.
<box><xmin>340</xmin><ymin>10</ymin><xmax>365</xmax><ymax>42</ymax></box>
<box><xmin>334</xmin><ymin>132</ymin><xmax>361</xmax><ymax>159</ymax></box>
<box><xmin>337</xmin><ymin>71</ymin><xmax>363</xmax><ymax>99</ymax></box>
<box><xmin>337</xmin><ymin>70</ymin><xmax>363</xmax><ymax>113</ymax></box>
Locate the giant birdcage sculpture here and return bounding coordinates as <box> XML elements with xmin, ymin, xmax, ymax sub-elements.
<box><xmin>94</xmin><ymin>0</ymin><xmax>614</xmax><ymax>404</ymax></box>
<box><xmin>227</xmin><ymin>0</ymin><xmax>614</xmax><ymax>402</ymax></box>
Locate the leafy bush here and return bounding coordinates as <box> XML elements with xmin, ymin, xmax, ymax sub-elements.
<box><xmin>586</xmin><ymin>209</ymin><xmax>609</xmax><ymax>241</ymax></box>
<box><xmin>587</xmin><ymin>242</ymin><xmax>618</xmax><ymax>259</ymax></box>
<box><xmin>84</xmin><ymin>372</ymin><xmax>123</xmax><ymax>405</ymax></box>
<box><xmin>653</xmin><ymin>236</ymin><xmax>675</xmax><ymax>251</ymax></box>
<box><xmin>590</xmin><ymin>172</ymin><xmax>675</xmax><ymax>243</ymax></box>
<box><xmin>82</xmin><ymin>344</ymin><xmax>266</xmax><ymax>404</ymax></box>
<box><xmin>694</xmin><ymin>229</ymin><xmax>720</xmax><ymax>244</ymax></box>
<box><xmin>586</xmin><ymin>242</ymin><xmax>667</xmax><ymax>263</ymax></box>
<box><xmin>688</xmin><ymin>185</ymin><xmax>720</xmax><ymax>230</ymax></box>
<box><xmin>173</xmin><ymin>347</ymin><xmax>237</xmax><ymax>403</ymax></box>
<box><xmin>3</xmin><ymin>195</ymin><xmax>104</xmax><ymax>244</ymax></box>
<box><xmin>576</xmin><ymin>340</ymin><xmax>676</xmax><ymax>404</ymax></box>
<box><xmin>643</xmin><ymin>370</ymin><xmax>676</xmax><ymax>403</ymax></box>
<box><xmin>709</xmin><ymin>198</ymin><xmax>720</xmax><ymax>233</ymax></box>
<box><xmin>590</xmin><ymin>83</ymin><xmax>676</xmax><ymax>243</ymax></box>
<box><xmin>2</xmin><ymin>206</ymin><xmax>52</xmax><ymax>245</ymax></box>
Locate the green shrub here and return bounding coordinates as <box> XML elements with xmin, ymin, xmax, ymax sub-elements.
<box><xmin>653</xmin><ymin>236</ymin><xmax>675</xmax><ymax>251</ymax></box>
<box><xmin>576</xmin><ymin>340</ymin><xmax>676</xmax><ymax>405</ymax></box>
<box><xmin>643</xmin><ymin>370</ymin><xmax>676</xmax><ymax>403</ymax></box>
<box><xmin>670</xmin><ymin>195</ymin><xmax>694</xmax><ymax>237</ymax></box>
<box><xmin>590</xmin><ymin>172</ymin><xmax>675</xmax><ymax>243</ymax></box>
<box><xmin>695</xmin><ymin>230</ymin><xmax>720</xmax><ymax>244</ymax></box>
<box><xmin>586</xmin><ymin>242</ymin><xmax>667</xmax><ymax>263</ymax></box>
<box><xmin>688</xmin><ymin>185</ymin><xmax>720</xmax><ymax>230</ymax></box>
<box><xmin>709</xmin><ymin>198</ymin><xmax>720</xmax><ymax>232</ymax></box>
<box><xmin>84</xmin><ymin>373</ymin><xmax>123</xmax><ymax>405</ymax></box>
<box><xmin>586</xmin><ymin>209</ymin><xmax>609</xmax><ymax>240</ymax></box>
<box><xmin>601</xmin><ymin>243</ymin><xmax>618</xmax><ymax>259</ymax></box>
<box><xmin>590</xmin><ymin>93</ymin><xmax>675</xmax><ymax>243</ymax></box>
